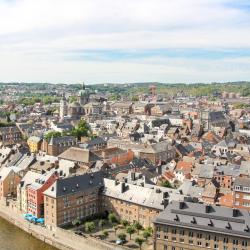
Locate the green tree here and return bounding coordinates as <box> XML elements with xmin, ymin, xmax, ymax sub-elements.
<box><xmin>71</xmin><ymin>120</ymin><xmax>90</xmax><ymax>139</ymax></box>
<box><xmin>98</xmin><ymin>219</ymin><xmax>106</xmax><ymax>231</ymax></box>
<box><xmin>102</xmin><ymin>230</ymin><xmax>109</xmax><ymax>238</ymax></box>
<box><xmin>44</xmin><ymin>131</ymin><xmax>62</xmax><ymax>141</ymax></box>
<box><xmin>117</xmin><ymin>233</ymin><xmax>126</xmax><ymax>244</ymax></box>
<box><xmin>126</xmin><ymin>225</ymin><xmax>136</xmax><ymax>240</ymax></box>
<box><xmin>161</xmin><ymin>180</ymin><xmax>173</xmax><ymax>188</ymax></box>
<box><xmin>135</xmin><ymin>237</ymin><xmax>144</xmax><ymax>250</ymax></box>
<box><xmin>142</xmin><ymin>230</ymin><xmax>151</xmax><ymax>241</ymax></box>
<box><xmin>121</xmin><ymin>220</ymin><xmax>129</xmax><ymax>227</ymax></box>
<box><xmin>72</xmin><ymin>219</ymin><xmax>81</xmax><ymax>227</ymax></box>
<box><xmin>84</xmin><ymin>221</ymin><xmax>95</xmax><ymax>233</ymax></box>
<box><xmin>133</xmin><ymin>222</ymin><xmax>143</xmax><ymax>235</ymax></box>
<box><xmin>108</xmin><ymin>213</ymin><xmax>118</xmax><ymax>224</ymax></box>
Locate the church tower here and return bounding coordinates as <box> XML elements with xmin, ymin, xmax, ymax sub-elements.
<box><xmin>60</xmin><ymin>92</ymin><xmax>67</xmax><ymax>120</ymax></box>
<box><xmin>78</xmin><ymin>82</ymin><xmax>90</xmax><ymax>105</ymax></box>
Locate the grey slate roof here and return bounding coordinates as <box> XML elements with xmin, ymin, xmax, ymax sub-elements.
<box><xmin>234</xmin><ymin>177</ymin><xmax>250</xmax><ymax>188</ymax></box>
<box><xmin>154</xmin><ymin>201</ymin><xmax>250</xmax><ymax>238</ymax></box>
<box><xmin>43</xmin><ymin>171</ymin><xmax>104</xmax><ymax>198</ymax></box>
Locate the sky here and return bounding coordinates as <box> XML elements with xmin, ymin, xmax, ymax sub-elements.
<box><xmin>0</xmin><ymin>0</ymin><xmax>250</xmax><ymax>84</ymax></box>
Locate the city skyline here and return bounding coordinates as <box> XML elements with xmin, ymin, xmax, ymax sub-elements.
<box><xmin>0</xmin><ymin>0</ymin><xmax>250</xmax><ymax>83</ymax></box>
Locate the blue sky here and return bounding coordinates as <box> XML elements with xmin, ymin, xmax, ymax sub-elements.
<box><xmin>0</xmin><ymin>0</ymin><xmax>250</xmax><ymax>83</ymax></box>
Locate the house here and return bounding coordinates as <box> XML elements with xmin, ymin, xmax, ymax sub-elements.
<box><xmin>42</xmin><ymin>135</ymin><xmax>78</xmax><ymax>156</ymax></box>
<box><xmin>0</xmin><ymin>126</ymin><xmax>23</xmax><ymax>146</ymax></box>
<box><xmin>233</xmin><ymin>177</ymin><xmax>250</xmax><ymax>211</ymax></box>
<box><xmin>17</xmin><ymin>171</ymin><xmax>41</xmax><ymax>213</ymax></box>
<box><xmin>201</xmin><ymin>179</ymin><xmax>220</xmax><ymax>204</ymax></box>
<box><xmin>27</xmin><ymin>136</ymin><xmax>42</xmax><ymax>153</ymax></box>
<box><xmin>139</xmin><ymin>141</ymin><xmax>176</xmax><ymax>165</ymax></box>
<box><xmin>58</xmin><ymin>147</ymin><xmax>101</xmax><ymax>167</ymax></box>
<box><xmin>27</xmin><ymin>170</ymin><xmax>58</xmax><ymax>218</ymax></box>
<box><xmin>0</xmin><ymin>167</ymin><xmax>21</xmax><ymax>201</ymax></box>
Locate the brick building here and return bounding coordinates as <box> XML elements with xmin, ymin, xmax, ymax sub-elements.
<box><xmin>154</xmin><ymin>201</ymin><xmax>250</xmax><ymax>250</ymax></box>
<box><xmin>27</xmin><ymin>171</ymin><xmax>58</xmax><ymax>218</ymax></box>
<box><xmin>43</xmin><ymin>172</ymin><xmax>104</xmax><ymax>229</ymax></box>
<box><xmin>42</xmin><ymin>136</ymin><xmax>78</xmax><ymax>156</ymax></box>
<box><xmin>233</xmin><ymin>177</ymin><xmax>250</xmax><ymax>211</ymax></box>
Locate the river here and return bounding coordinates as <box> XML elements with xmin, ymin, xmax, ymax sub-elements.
<box><xmin>0</xmin><ymin>217</ymin><xmax>58</xmax><ymax>250</ymax></box>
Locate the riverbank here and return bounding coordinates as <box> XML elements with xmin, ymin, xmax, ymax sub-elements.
<box><xmin>0</xmin><ymin>202</ymin><xmax>127</xmax><ymax>250</ymax></box>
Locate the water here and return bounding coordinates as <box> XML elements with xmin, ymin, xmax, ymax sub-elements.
<box><xmin>0</xmin><ymin>217</ymin><xmax>58</xmax><ymax>250</ymax></box>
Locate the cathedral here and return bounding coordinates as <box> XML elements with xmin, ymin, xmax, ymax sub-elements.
<box><xmin>59</xmin><ymin>83</ymin><xmax>103</xmax><ymax>120</ymax></box>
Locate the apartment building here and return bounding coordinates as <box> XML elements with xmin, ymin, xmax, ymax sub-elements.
<box><xmin>43</xmin><ymin>171</ymin><xmax>104</xmax><ymax>230</ymax></box>
<box><xmin>233</xmin><ymin>177</ymin><xmax>250</xmax><ymax>211</ymax></box>
<box><xmin>102</xmin><ymin>179</ymin><xmax>182</xmax><ymax>227</ymax></box>
<box><xmin>154</xmin><ymin>201</ymin><xmax>250</xmax><ymax>250</ymax></box>
<box><xmin>27</xmin><ymin>171</ymin><xmax>58</xmax><ymax>218</ymax></box>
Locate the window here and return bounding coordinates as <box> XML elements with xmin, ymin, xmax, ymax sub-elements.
<box><xmin>223</xmin><ymin>247</ymin><xmax>228</xmax><ymax>250</ymax></box>
<box><xmin>157</xmin><ymin>233</ymin><xmax>160</xmax><ymax>239</ymax></box>
<box><xmin>244</xmin><ymin>195</ymin><xmax>250</xmax><ymax>200</ymax></box>
<box><xmin>179</xmin><ymin>229</ymin><xmax>185</xmax><ymax>236</ymax></box>
<box><xmin>180</xmin><ymin>238</ymin><xmax>184</xmax><ymax>243</ymax></box>
<box><xmin>172</xmin><ymin>237</ymin><xmax>177</xmax><ymax>242</ymax></box>
<box><xmin>164</xmin><ymin>235</ymin><xmax>168</xmax><ymax>240</ymax></box>
<box><xmin>205</xmin><ymin>242</ymin><xmax>210</xmax><ymax>248</ymax></box>
<box><xmin>236</xmin><ymin>194</ymin><xmax>240</xmax><ymax>198</ymax></box>
<box><xmin>197</xmin><ymin>233</ymin><xmax>202</xmax><ymax>238</ymax></box>
<box><xmin>164</xmin><ymin>246</ymin><xmax>168</xmax><ymax>250</ymax></box>
<box><xmin>233</xmin><ymin>239</ymin><xmax>238</xmax><ymax>245</ymax></box>
<box><xmin>243</xmin><ymin>202</ymin><xmax>250</xmax><ymax>207</ymax></box>
<box><xmin>206</xmin><ymin>235</ymin><xmax>211</xmax><ymax>240</ymax></box>
<box><xmin>242</xmin><ymin>241</ymin><xmax>248</xmax><ymax>247</ymax></box>
<box><xmin>189</xmin><ymin>240</ymin><xmax>194</xmax><ymax>245</ymax></box>
<box><xmin>235</xmin><ymin>201</ymin><xmax>240</xmax><ymax>205</ymax></box>
<box><xmin>171</xmin><ymin>229</ymin><xmax>177</xmax><ymax>234</ymax></box>
<box><xmin>214</xmin><ymin>244</ymin><xmax>219</xmax><ymax>249</ymax></box>
<box><xmin>189</xmin><ymin>232</ymin><xmax>193</xmax><ymax>237</ymax></box>
<box><xmin>223</xmin><ymin>237</ymin><xmax>228</xmax><ymax>243</ymax></box>
<box><xmin>197</xmin><ymin>241</ymin><xmax>202</xmax><ymax>246</ymax></box>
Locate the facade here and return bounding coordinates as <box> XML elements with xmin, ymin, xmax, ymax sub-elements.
<box><xmin>42</xmin><ymin>136</ymin><xmax>78</xmax><ymax>156</ymax></box>
<box><xmin>27</xmin><ymin>136</ymin><xmax>42</xmax><ymax>153</ymax></box>
<box><xmin>17</xmin><ymin>171</ymin><xmax>41</xmax><ymax>212</ymax></box>
<box><xmin>27</xmin><ymin>171</ymin><xmax>58</xmax><ymax>218</ymax></box>
<box><xmin>102</xmin><ymin>179</ymin><xmax>169</xmax><ymax>227</ymax></box>
<box><xmin>233</xmin><ymin>177</ymin><xmax>250</xmax><ymax>211</ymax></box>
<box><xmin>43</xmin><ymin>172</ymin><xmax>103</xmax><ymax>229</ymax></box>
<box><xmin>0</xmin><ymin>126</ymin><xmax>23</xmax><ymax>146</ymax></box>
<box><xmin>154</xmin><ymin>201</ymin><xmax>250</xmax><ymax>250</ymax></box>
<box><xmin>0</xmin><ymin>167</ymin><xmax>21</xmax><ymax>200</ymax></box>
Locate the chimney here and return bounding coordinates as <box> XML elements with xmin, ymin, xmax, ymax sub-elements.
<box><xmin>163</xmin><ymin>192</ymin><xmax>169</xmax><ymax>199</ymax></box>
<box><xmin>205</xmin><ymin>205</ymin><xmax>211</xmax><ymax>213</ymax></box>
<box><xmin>179</xmin><ymin>201</ymin><xmax>185</xmax><ymax>209</ymax></box>
<box><xmin>233</xmin><ymin>208</ymin><xmax>239</xmax><ymax>217</ymax></box>
<box><xmin>163</xmin><ymin>199</ymin><xmax>169</xmax><ymax>208</ymax></box>
<box><xmin>131</xmin><ymin>172</ymin><xmax>136</xmax><ymax>181</ymax></box>
<box><xmin>121</xmin><ymin>182</ymin><xmax>126</xmax><ymax>193</ymax></box>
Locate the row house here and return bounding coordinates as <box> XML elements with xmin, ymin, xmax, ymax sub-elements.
<box><xmin>27</xmin><ymin>170</ymin><xmax>58</xmax><ymax>218</ymax></box>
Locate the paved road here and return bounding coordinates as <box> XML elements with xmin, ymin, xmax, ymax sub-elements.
<box><xmin>0</xmin><ymin>203</ymin><xmax>99</xmax><ymax>250</ymax></box>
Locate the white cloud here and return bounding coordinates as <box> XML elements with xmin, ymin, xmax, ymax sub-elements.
<box><xmin>0</xmin><ymin>0</ymin><xmax>250</xmax><ymax>82</ymax></box>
